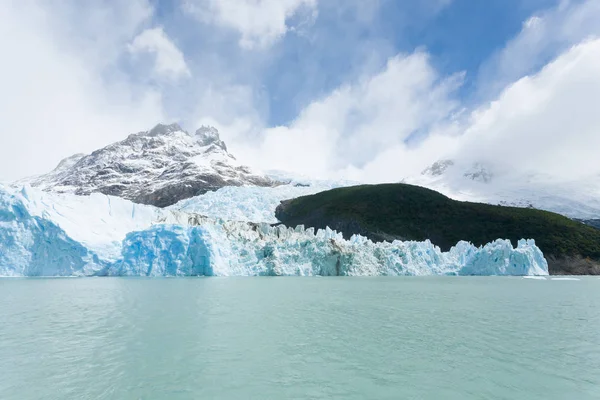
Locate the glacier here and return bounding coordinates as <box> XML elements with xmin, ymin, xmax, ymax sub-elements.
<box><xmin>109</xmin><ymin>223</ymin><xmax>548</xmax><ymax>277</ymax></box>
<box><xmin>0</xmin><ymin>186</ymin><xmax>102</xmax><ymax>276</ymax></box>
<box><xmin>169</xmin><ymin>179</ymin><xmax>352</xmax><ymax>223</ymax></box>
<box><xmin>0</xmin><ymin>185</ymin><xmax>549</xmax><ymax>277</ymax></box>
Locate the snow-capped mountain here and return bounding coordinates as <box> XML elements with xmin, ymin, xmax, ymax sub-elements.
<box><xmin>408</xmin><ymin>159</ymin><xmax>600</xmax><ymax>219</ymax></box>
<box><xmin>24</xmin><ymin>123</ymin><xmax>280</xmax><ymax>207</ymax></box>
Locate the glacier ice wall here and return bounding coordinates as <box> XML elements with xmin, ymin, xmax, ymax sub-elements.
<box><xmin>0</xmin><ymin>187</ymin><xmax>102</xmax><ymax>276</ymax></box>
<box><xmin>12</xmin><ymin>185</ymin><xmax>163</xmax><ymax>260</ymax></box>
<box><xmin>107</xmin><ymin>222</ymin><xmax>548</xmax><ymax>277</ymax></box>
<box><xmin>169</xmin><ymin>180</ymin><xmax>351</xmax><ymax>223</ymax></box>
<box><xmin>0</xmin><ymin>185</ymin><xmax>549</xmax><ymax>277</ymax></box>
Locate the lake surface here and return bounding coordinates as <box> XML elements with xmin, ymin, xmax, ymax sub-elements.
<box><xmin>1</xmin><ymin>277</ymin><xmax>599</xmax><ymax>400</ymax></box>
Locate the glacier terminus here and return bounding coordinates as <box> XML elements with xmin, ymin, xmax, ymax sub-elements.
<box><xmin>0</xmin><ymin>183</ymin><xmax>548</xmax><ymax>277</ymax></box>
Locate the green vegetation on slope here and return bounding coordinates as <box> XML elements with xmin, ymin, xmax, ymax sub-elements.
<box><xmin>275</xmin><ymin>184</ymin><xmax>600</xmax><ymax>274</ymax></box>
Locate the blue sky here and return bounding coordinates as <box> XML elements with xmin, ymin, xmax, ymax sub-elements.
<box><xmin>178</xmin><ymin>1</ymin><xmax>574</xmax><ymax>123</ymax></box>
<box><xmin>151</xmin><ymin>0</ymin><xmax>562</xmax><ymax>126</ymax></box>
<box><xmin>1</xmin><ymin>0</ymin><xmax>600</xmax><ymax>181</ymax></box>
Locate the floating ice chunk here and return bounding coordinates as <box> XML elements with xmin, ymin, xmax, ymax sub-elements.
<box><xmin>550</xmin><ymin>277</ymin><xmax>580</xmax><ymax>281</ymax></box>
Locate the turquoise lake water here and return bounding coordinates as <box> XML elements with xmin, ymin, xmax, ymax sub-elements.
<box><xmin>1</xmin><ymin>277</ymin><xmax>599</xmax><ymax>399</ymax></box>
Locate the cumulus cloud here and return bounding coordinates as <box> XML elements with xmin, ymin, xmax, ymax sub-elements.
<box><xmin>357</xmin><ymin>37</ymin><xmax>600</xmax><ymax>185</ymax></box>
<box><xmin>228</xmin><ymin>4</ymin><xmax>600</xmax><ymax>183</ymax></box>
<box><xmin>0</xmin><ymin>1</ymin><xmax>165</xmax><ymax>181</ymax></box>
<box><xmin>183</xmin><ymin>0</ymin><xmax>318</xmax><ymax>49</ymax></box>
<box><xmin>454</xmin><ymin>38</ymin><xmax>600</xmax><ymax>181</ymax></box>
<box><xmin>129</xmin><ymin>27</ymin><xmax>191</xmax><ymax>80</ymax></box>
<box><xmin>231</xmin><ymin>52</ymin><xmax>463</xmax><ymax>179</ymax></box>
<box><xmin>2</xmin><ymin>0</ymin><xmax>599</xmax><ymax>189</ymax></box>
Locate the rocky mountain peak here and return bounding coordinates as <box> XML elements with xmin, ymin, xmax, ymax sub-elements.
<box><xmin>195</xmin><ymin>126</ymin><xmax>227</xmax><ymax>150</ymax></box>
<box><xmin>463</xmin><ymin>163</ymin><xmax>494</xmax><ymax>183</ymax></box>
<box><xmin>147</xmin><ymin>123</ymin><xmax>184</xmax><ymax>137</ymax></box>
<box><xmin>53</xmin><ymin>153</ymin><xmax>86</xmax><ymax>172</ymax></box>
<box><xmin>422</xmin><ymin>159</ymin><xmax>455</xmax><ymax>177</ymax></box>
<box><xmin>24</xmin><ymin>123</ymin><xmax>280</xmax><ymax>207</ymax></box>
<box><xmin>421</xmin><ymin>159</ymin><xmax>494</xmax><ymax>183</ymax></box>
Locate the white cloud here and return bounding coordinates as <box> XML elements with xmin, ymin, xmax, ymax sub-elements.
<box><xmin>477</xmin><ymin>0</ymin><xmax>600</xmax><ymax>98</ymax></box>
<box><xmin>230</xmin><ymin>52</ymin><xmax>462</xmax><ymax>179</ymax></box>
<box><xmin>2</xmin><ymin>0</ymin><xmax>599</xmax><ymax>190</ymax></box>
<box><xmin>353</xmin><ymin>37</ymin><xmax>600</xmax><ymax>185</ymax></box>
<box><xmin>183</xmin><ymin>0</ymin><xmax>318</xmax><ymax>49</ymax></box>
<box><xmin>0</xmin><ymin>1</ymin><xmax>166</xmax><ymax>181</ymax></box>
<box><xmin>454</xmin><ymin>38</ymin><xmax>600</xmax><ymax>181</ymax></box>
<box><xmin>189</xmin><ymin>83</ymin><xmax>266</xmax><ymax>149</ymax></box>
<box><xmin>227</xmin><ymin>13</ymin><xmax>600</xmax><ymax>184</ymax></box>
<box><xmin>129</xmin><ymin>27</ymin><xmax>191</xmax><ymax>79</ymax></box>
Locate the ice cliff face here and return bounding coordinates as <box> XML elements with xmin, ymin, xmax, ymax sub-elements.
<box><xmin>0</xmin><ymin>187</ymin><xmax>102</xmax><ymax>276</ymax></box>
<box><xmin>0</xmin><ymin>186</ymin><xmax>549</xmax><ymax>277</ymax></box>
<box><xmin>24</xmin><ymin>123</ymin><xmax>280</xmax><ymax>207</ymax></box>
<box><xmin>110</xmin><ymin>223</ymin><xmax>548</xmax><ymax>277</ymax></box>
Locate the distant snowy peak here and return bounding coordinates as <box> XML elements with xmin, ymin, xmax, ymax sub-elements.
<box><xmin>195</xmin><ymin>126</ymin><xmax>227</xmax><ymax>149</ymax></box>
<box><xmin>421</xmin><ymin>159</ymin><xmax>494</xmax><ymax>183</ymax></box>
<box><xmin>463</xmin><ymin>163</ymin><xmax>494</xmax><ymax>183</ymax></box>
<box><xmin>27</xmin><ymin>123</ymin><xmax>280</xmax><ymax>207</ymax></box>
<box><xmin>414</xmin><ymin>159</ymin><xmax>600</xmax><ymax>219</ymax></box>
<box><xmin>421</xmin><ymin>159</ymin><xmax>454</xmax><ymax>177</ymax></box>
